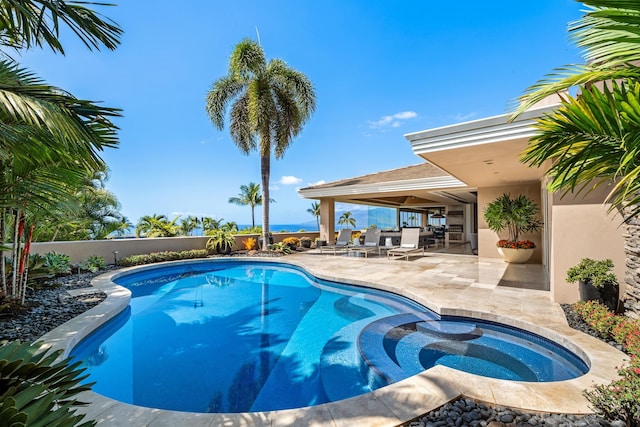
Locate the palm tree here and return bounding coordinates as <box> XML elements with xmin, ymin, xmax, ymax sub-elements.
<box><xmin>338</xmin><ymin>211</ymin><xmax>356</xmax><ymax>229</ymax></box>
<box><xmin>515</xmin><ymin>1</ymin><xmax>640</xmax><ymax>314</ymax></box>
<box><xmin>135</xmin><ymin>214</ymin><xmax>167</xmax><ymax>237</ymax></box>
<box><xmin>0</xmin><ymin>0</ymin><xmax>122</xmax><ymax>54</ymax></box>
<box><xmin>307</xmin><ymin>201</ymin><xmax>320</xmax><ymax>231</ymax></box>
<box><xmin>180</xmin><ymin>216</ymin><xmax>199</xmax><ymax>236</ymax></box>
<box><xmin>228</xmin><ymin>182</ymin><xmax>273</xmax><ymax>229</ymax></box>
<box><xmin>202</xmin><ymin>217</ymin><xmax>225</xmax><ymax>234</ymax></box>
<box><xmin>0</xmin><ymin>1</ymin><xmax>122</xmax><ymax>304</ymax></box>
<box><xmin>206</xmin><ymin>39</ymin><xmax>316</xmax><ymax>249</ymax></box>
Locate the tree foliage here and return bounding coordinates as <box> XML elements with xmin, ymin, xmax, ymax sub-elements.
<box><xmin>206</xmin><ymin>39</ymin><xmax>316</xmax><ymax>249</ymax></box>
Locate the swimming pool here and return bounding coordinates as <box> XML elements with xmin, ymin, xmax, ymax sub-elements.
<box><xmin>71</xmin><ymin>260</ymin><xmax>588</xmax><ymax>413</ymax></box>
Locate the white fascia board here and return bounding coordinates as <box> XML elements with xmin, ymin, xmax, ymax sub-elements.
<box><xmin>297</xmin><ymin>176</ymin><xmax>467</xmax><ymax>199</ymax></box>
<box><xmin>405</xmin><ymin>104</ymin><xmax>559</xmax><ymax>155</ymax></box>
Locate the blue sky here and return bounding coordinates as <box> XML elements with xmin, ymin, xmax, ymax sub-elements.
<box><xmin>18</xmin><ymin>1</ymin><xmax>583</xmax><ymax>226</ymax></box>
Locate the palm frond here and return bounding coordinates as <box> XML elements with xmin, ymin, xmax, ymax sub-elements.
<box><xmin>0</xmin><ymin>0</ymin><xmax>122</xmax><ymax>53</ymax></box>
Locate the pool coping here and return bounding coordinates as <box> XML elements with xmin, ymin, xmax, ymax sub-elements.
<box><xmin>38</xmin><ymin>257</ymin><xmax>629</xmax><ymax>427</ymax></box>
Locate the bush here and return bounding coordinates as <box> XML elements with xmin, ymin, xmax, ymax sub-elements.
<box><xmin>242</xmin><ymin>237</ymin><xmax>257</xmax><ymax>250</ymax></box>
<box><xmin>44</xmin><ymin>252</ymin><xmax>72</xmax><ymax>276</ymax></box>
<box><xmin>282</xmin><ymin>237</ymin><xmax>300</xmax><ymax>247</ymax></box>
<box><xmin>573</xmin><ymin>300</ymin><xmax>621</xmax><ymax>338</ymax></box>
<box><xmin>117</xmin><ymin>250</ymin><xmax>208</xmax><ymax>267</ymax></box>
<box><xmin>81</xmin><ymin>255</ymin><xmax>105</xmax><ymax>273</ymax></box>
<box><xmin>567</xmin><ymin>258</ymin><xmax>618</xmax><ymax>288</ymax></box>
<box><xmin>584</xmin><ymin>363</ymin><xmax>640</xmax><ymax>427</ymax></box>
<box><xmin>270</xmin><ymin>242</ymin><xmax>292</xmax><ymax>254</ymax></box>
<box><xmin>0</xmin><ymin>341</ymin><xmax>95</xmax><ymax>427</ymax></box>
<box><xmin>573</xmin><ymin>301</ymin><xmax>640</xmax><ymax>425</ymax></box>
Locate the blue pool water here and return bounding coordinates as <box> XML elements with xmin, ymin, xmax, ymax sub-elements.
<box><xmin>71</xmin><ymin>260</ymin><xmax>588</xmax><ymax>413</ymax></box>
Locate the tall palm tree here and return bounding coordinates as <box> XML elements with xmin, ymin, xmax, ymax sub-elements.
<box><xmin>515</xmin><ymin>0</ymin><xmax>640</xmax><ymax>315</ymax></box>
<box><xmin>307</xmin><ymin>201</ymin><xmax>320</xmax><ymax>231</ymax></box>
<box><xmin>206</xmin><ymin>39</ymin><xmax>316</xmax><ymax>249</ymax></box>
<box><xmin>228</xmin><ymin>182</ymin><xmax>273</xmax><ymax>229</ymax></box>
<box><xmin>338</xmin><ymin>211</ymin><xmax>356</xmax><ymax>229</ymax></box>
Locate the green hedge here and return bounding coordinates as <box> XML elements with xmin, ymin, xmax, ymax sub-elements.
<box><xmin>116</xmin><ymin>250</ymin><xmax>208</xmax><ymax>267</ymax></box>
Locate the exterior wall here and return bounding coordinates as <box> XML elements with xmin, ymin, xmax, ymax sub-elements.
<box><xmin>30</xmin><ymin>232</ymin><xmax>320</xmax><ymax>264</ymax></box>
<box><xmin>549</xmin><ymin>188</ymin><xmax>626</xmax><ymax>304</ymax></box>
<box><xmin>477</xmin><ymin>183</ymin><xmax>543</xmax><ymax>264</ymax></box>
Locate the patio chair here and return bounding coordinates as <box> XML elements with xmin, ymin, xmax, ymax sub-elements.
<box><xmin>387</xmin><ymin>228</ymin><xmax>424</xmax><ymax>260</ymax></box>
<box><xmin>319</xmin><ymin>229</ymin><xmax>352</xmax><ymax>255</ymax></box>
<box><xmin>349</xmin><ymin>229</ymin><xmax>381</xmax><ymax>258</ymax></box>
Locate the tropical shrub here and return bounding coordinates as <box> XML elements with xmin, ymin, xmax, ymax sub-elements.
<box><xmin>82</xmin><ymin>255</ymin><xmax>105</xmax><ymax>273</ymax></box>
<box><xmin>584</xmin><ymin>363</ymin><xmax>640</xmax><ymax>427</ymax></box>
<box><xmin>572</xmin><ymin>300</ymin><xmax>621</xmax><ymax>338</ymax></box>
<box><xmin>206</xmin><ymin>229</ymin><xmax>236</xmax><ymax>254</ymax></box>
<box><xmin>44</xmin><ymin>252</ymin><xmax>72</xmax><ymax>276</ymax></box>
<box><xmin>573</xmin><ymin>300</ymin><xmax>640</xmax><ymax>425</ymax></box>
<box><xmin>242</xmin><ymin>237</ymin><xmax>257</xmax><ymax>250</ymax></box>
<box><xmin>282</xmin><ymin>237</ymin><xmax>300</xmax><ymax>248</ymax></box>
<box><xmin>567</xmin><ymin>258</ymin><xmax>618</xmax><ymax>289</ymax></box>
<box><xmin>483</xmin><ymin>193</ymin><xmax>542</xmax><ymax>247</ymax></box>
<box><xmin>270</xmin><ymin>242</ymin><xmax>291</xmax><ymax>254</ymax></box>
<box><xmin>0</xmin><ymin>341</ymin><xmax>95</xmax><ymax>427</ymax></box>
<box><xmin>117</xmin><ymin>250</ymin><xmax>208</xmax><ymax>267</ymax></box>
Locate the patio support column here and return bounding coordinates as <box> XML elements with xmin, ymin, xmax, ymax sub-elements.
<box><xmin>396</xmin><ymin>209</ymin><xmax>401</xmax><ymax>230</ymax></box>
<box><xmin>320</xmin><ymin>198</ymin><xmax>335</xmax><ymax>244</ymax></box>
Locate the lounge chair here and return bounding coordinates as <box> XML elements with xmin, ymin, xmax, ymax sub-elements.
<box><xmin>387</xmin><ymin>228</ymin><xmax>424</xmax><ymax>260</ymax></box>
<box><xmin>320</xmin><ymin>229</ymin><xmax>352</xmax><ymax>255</ymax></box>
<box><xmin>349</xmin><ymin>229</ymin><xmax>381</xmax><ymax>258</ymax></box>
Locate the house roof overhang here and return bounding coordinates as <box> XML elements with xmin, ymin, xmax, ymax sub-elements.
<box><xmin>405</xmin><ymin>104</ymin><xmax>558</xmax><ymax>187</ymax></box>
<box><xmin>297</xmin><ymin>163</ymin><xmax>476</xmax><ymax>208</ymax></box>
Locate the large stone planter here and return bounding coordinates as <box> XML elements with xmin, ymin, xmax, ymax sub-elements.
<box><xmin>497</xmin><ymin>247</ymin><xmax>534</xmax><ymax>264</ymax></box>
<box><xmin>579</xmin><ymin>279</ymin><xmax>620</xmax><ymax>312</ymax></box>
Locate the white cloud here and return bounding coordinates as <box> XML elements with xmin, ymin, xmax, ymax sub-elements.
<box><xmin>269</xmin><ymin>185</ymin><xmax>280</xmax><ymax>191</ymax></box>
<box><xmin>279</xmin><ymin>175</ymin><xmax>302</xmax><ymax>185</ymax></box>
<box><xmin>307</xmin><ymin>180</ymin><xmax>326</xmax><ymax>187</ymax></box>
<box><xmin>368</xmin><ymin>111</ymin><xmax>417</xmax><ymax>129</ymax></box>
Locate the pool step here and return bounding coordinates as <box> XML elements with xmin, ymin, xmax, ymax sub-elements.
<box><xmin>318</xmin><ymin>317</ymin><xmax>384</xmax><ymax>403</ymax></box>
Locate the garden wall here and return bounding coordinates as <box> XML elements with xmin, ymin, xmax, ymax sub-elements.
<box><xmin>30</xmin><ymin>232</ymin><xmax>320</xmax><ymax>264</ymax></box>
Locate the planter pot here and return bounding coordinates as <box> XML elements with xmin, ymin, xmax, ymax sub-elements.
<box><xmin>579</xmin><ymin>280</ymin><xmax>620</xmax><ymax>312</ymax></box>
<box><xmin>497</xmin><ymin>247</ymin><xmax>534</xmax><ymax>264</ymax></box>
<box><xmin>301</xmin><ymin>240</ymin><xmax>311</xmax><ymax>248</ymax></box>
<box><xmin>316</xmin><ymin>240</ymin><xmax>327</xmax><ymax>247</ymax></box>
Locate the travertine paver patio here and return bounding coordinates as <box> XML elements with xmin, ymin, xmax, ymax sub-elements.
<box><xmin>40</xmin><ymin>252</ymin><xmax>628</xmax><ymax>427</ymax></box>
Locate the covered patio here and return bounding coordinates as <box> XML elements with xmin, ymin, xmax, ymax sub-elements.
<box><xmin>297</xmin><ymin>102</ymin><xmax>627</xmax><ymax>304</ymax></box>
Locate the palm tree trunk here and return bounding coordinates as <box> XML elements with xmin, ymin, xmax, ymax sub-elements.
<box><xmin>1</xmin><ymin>208</ymin><xmax>6</xmax><ymax>296</ymax></box>
<box><xmin>251</xmin><ymin>205</ymin><xmax>255</xmax><ymax>229</ymax></box>
<box><xmin>261</xmin><ymin>154</ymin><xmax>270</xmax><ymax>250</ymax></box>
<box><xmin>623</xmin><ymin>207</ymin><xmax>640</xmax><ymax>319</ymax></box>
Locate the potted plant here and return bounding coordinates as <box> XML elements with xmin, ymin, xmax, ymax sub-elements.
<box><xmin>483</xmin><ymin>193</ymin><xmax>542</xmax><ymax>263</ymax></box>
<box><xmin>566</xmin><ymin>258</ymin><xmax>619</xmax><ymax>312</ymax></box>
<box><xmin>206</xmin><ymin>229</ymin><xmax>236</xmax><ymax>255</ymax></box>
<box><xmin>300</xmin><ymin>236</ymin><xmax>312</xmax><ymax>248</ymax></box>
<box><xmin>282</xmin><ymin>237</ymin><xmax>300</xmax><ymax>250</ymax></box>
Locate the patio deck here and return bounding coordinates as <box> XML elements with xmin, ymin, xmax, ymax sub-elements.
<box><xmin>40</xmin><ymin>252</ymin><xmax>627</xmax><ymax>427</ymax></box>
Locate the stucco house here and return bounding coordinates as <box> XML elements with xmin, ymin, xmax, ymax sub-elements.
<box><xmin>298</xmin><ymin>101</ymin><xmax>627</xmax><ymax>306</ymax></box>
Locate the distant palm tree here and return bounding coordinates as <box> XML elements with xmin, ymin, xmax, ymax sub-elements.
<box><xmin>228</xmin><ymin>182</ymin><xmax>273</xmax><ymax>229</ymax></box>
<box><xmin>338</xmin><ymin>211</ymin><xmax>356</xmax><ymax>229</ymax></box>
<box><xmin>180</xmin><ymin>216</ymin><xmax>199</xmax><ymax>236</ymax></box>
<box><xmin>136</xmin><ymin>214</ymin><xmax>180</xmax><ymax>237</ymax></box>
<box><xmin>307</xmin><ymin>202</ymin><xmax>320</xmax><ymax>231</ymax></box>
<box><xmin>202</xmin><ymin>217</ymin><xmax>225</xmax><ymax>233</ymax></box>
<box><xmin>206</xmin><ymin>39</ymin><xmax>316</xmax><ymax>249</ymax></box>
